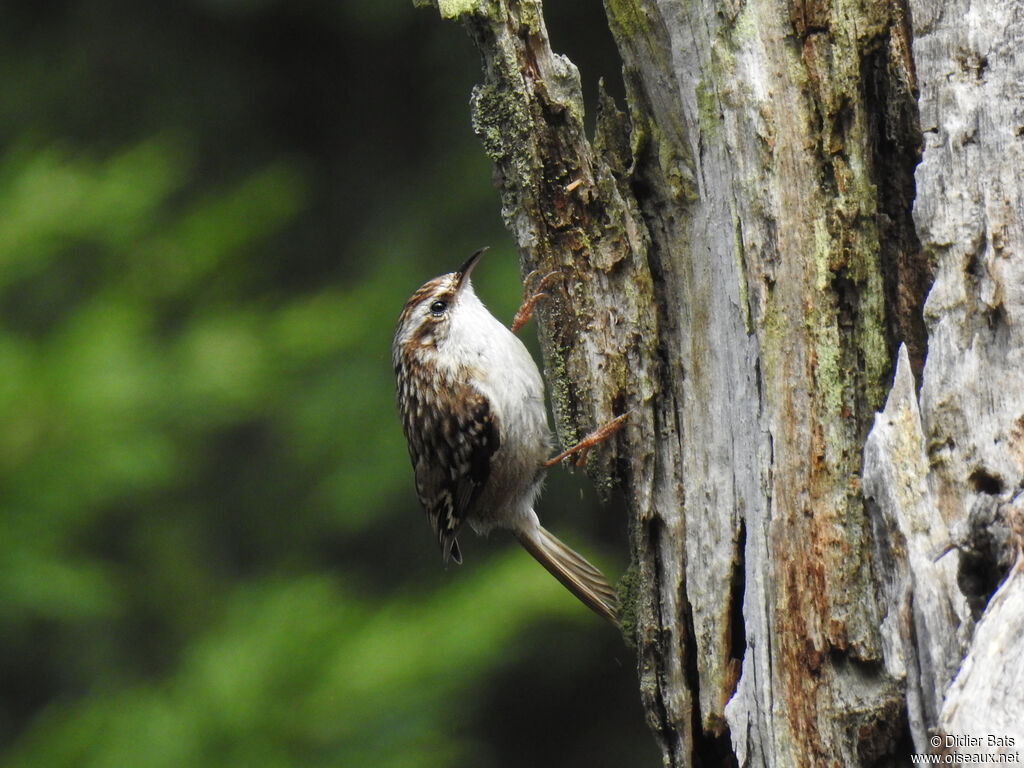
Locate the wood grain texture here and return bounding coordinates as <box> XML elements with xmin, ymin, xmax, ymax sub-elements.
<box><xmin>864</xmin><ymin>0</ymin><xmax>1024</xmax><ymax>759</ymax></box>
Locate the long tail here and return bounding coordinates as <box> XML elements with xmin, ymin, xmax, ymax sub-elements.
<box><xmin>516</xmin><ymin>525</ymin><xmax>619</xmax><ymax>625</ymax></box>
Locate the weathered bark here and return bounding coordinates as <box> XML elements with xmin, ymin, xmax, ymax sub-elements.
<box><xmin>417</xmin><ymin>0</ymin><xmax>1024</xmax><ymax>765</ymax></box>
<box><xmin>863</xmin><ymin>0</ymin><xmax>1024</xmax><ymax>760</ymax></box>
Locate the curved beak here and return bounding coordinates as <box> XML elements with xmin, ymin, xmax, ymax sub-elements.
<box><xmin>455</xmin><ymin>247</ymin><xmax>488</xmax><ymax>291</ymax></box>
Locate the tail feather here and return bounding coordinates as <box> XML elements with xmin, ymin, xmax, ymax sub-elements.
<box><xmin>516</xmin><ymin>525</ymin><xmax>619</xmax><ymax>625</ymax></box>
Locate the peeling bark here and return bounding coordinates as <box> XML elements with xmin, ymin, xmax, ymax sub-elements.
<box><xmin>418</xmin><ymin>0</ymin><xmax>1024</xmax><ymax>764</ymax></box>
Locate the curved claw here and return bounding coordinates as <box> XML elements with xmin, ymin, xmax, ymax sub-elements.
<box><xmin>544</xmin><ymin>411</ymin><xmax>631</xmax><ymax>468</ymax></box>
<box><xmin>511</xmin><ymin>269</ymin><xmax>564</xmax><ymax>333</ymax></box>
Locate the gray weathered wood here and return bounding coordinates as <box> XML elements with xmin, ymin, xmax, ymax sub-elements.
<box><xmin>940</xmin><ymin>563</ymin><xmax>1024</xmax><ymax>759</ymax></box>
<box><xmin>862</xmin><ymin>345</ymin><xmax>974</xmax><ymax>751</ymax></box>
<box><xmin>862</xmin><ymin>0</ymin><xmax>1024</xmax><ymax>759</ymax></box>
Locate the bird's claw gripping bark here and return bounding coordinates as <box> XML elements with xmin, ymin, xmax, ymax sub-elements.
<box><xmin>545</xmin><ymin>411</ymin><xmax>631</xmax><ymax>468</ymax></box>
<box><xmin>511</xmin><ymin>269</ymin><xmax>563</xmax><ymax>334</ymax></box>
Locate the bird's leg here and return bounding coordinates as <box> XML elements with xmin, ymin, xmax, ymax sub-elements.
<box><xmin>511</xmin><ymin>270</ymin><xmax>562</xmax><ymax>334</ymax></box>
<box><xmin>545</xmin><ymin>412</ymin><xmax>630</xmax><ymax>468</ymax></box>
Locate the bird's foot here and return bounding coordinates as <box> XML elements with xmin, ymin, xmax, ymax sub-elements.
<box><xmin>511</xmin><ymin>269</ymin><xmax>563</xmax><ymax>334</ymax></box>
<box><xmin>545</xmin><ymin>412</ymin><xmax>631</xmax><ymax>468</ymax></box>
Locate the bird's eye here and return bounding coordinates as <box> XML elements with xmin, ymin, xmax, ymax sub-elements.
<box><xmin>429</xmin><ymin>300</ymin><xmax>448</xmax><ymax>316</ymax></box>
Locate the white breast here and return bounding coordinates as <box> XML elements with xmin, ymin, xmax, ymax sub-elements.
<box><xmin>445</xmin><ymin>282</ymin><xmax>545</xmax><ymax>419</ymax></box>
<box><xmin>442</xmin><ymin>280</ymin><xmax>551</xmax><ymax>530</ymax></box>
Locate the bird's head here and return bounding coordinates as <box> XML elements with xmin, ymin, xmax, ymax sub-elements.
<box><xmin>393</xmin><ymin>247</ymin><xmax>487</xmax><ymax>355</ymax></box>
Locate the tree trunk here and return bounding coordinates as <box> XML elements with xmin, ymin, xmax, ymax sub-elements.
<box><xmin>417</xmin><ymin>0</ymin><xmax>1024</xmax><ymax>765</ymax></box>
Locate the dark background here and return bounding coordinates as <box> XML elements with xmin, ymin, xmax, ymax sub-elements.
<box><xmin>0</xmin><ymin>1</ymin><xmax>657</xmax><ymax>765</ymax></box>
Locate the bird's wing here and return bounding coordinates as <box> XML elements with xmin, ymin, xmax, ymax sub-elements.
<box><xmin>411</xmin><ymin>383</ymin><xmax>500</xmax><ymax>564</ymax></box>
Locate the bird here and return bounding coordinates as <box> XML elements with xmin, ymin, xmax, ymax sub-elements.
<box><xmin>392</xmin><ymin>247</ymin><xmax>623</xmax><ymax>624</ymax></box>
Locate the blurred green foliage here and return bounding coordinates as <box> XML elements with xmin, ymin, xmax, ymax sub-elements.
<box><xmin>0</xmin><ymin>1</ymin><xmax>655</xmax><ymax>766</ymax></box>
